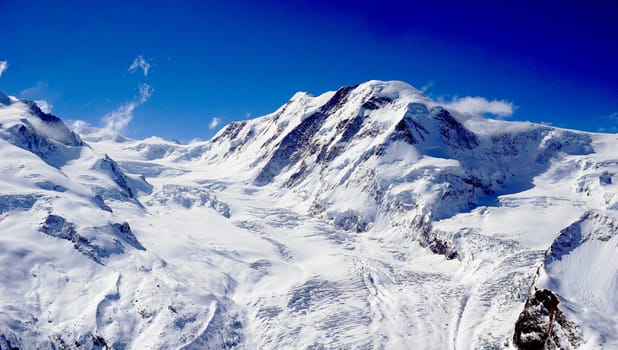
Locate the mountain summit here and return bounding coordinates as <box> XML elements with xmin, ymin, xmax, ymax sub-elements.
<box><xmin>207</xmin><ymin>80</ymin><xmax>593</xmax><ymax>231</ymax></box>
<box><xmin>0</xmin><ymin>81</ymin><xmax>616</xmax><ymax>349</ymax></box>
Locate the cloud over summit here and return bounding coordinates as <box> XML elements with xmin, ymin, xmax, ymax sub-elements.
<box><xmin>444</xmin><ymin>96</ymin><xmax>515</xmax><ymax>117</ymax></box>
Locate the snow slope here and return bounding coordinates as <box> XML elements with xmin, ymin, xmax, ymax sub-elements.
<box><xmin>0</xmin><ymin>81</ymin><xmax>616</xmax><ymax>349</ymax></box>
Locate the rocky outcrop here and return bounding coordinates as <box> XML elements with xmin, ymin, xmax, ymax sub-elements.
<box><xmin>22</xmin><ymin>100</ymin><xmax>83</xmax><ymax>147</ymax></box>
<box><xmin>255</xmin><ymin>85</ymin><xmax>356</xmax><ymax>185</ymax></box>
<box><xmin>39</xmin><ymin>215</ymin><xmax>145</xmax><ymax>264</ymax></box>
<box><xmin>547</xmin><ymin>210</ymin><xmax>617</xmax><ymax>263</ymax></box>
<box><xmin>513</xmin><ymin>289</ymin><xmax>581</xmax><ymax>349</ymax></box>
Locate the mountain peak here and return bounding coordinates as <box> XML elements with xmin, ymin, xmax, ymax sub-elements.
<box><xmin>201</xmin><ymin>80</ymin><xmax>595</xmax><ymax>233</ymax></box>
<box><xmin>356</xmin><ymin>79</ymin><xmax>426</xmax><ymax>100</ymax></box>
<box><xmin>1</xmin><ymin>81</ymin><xmax>616</xmax><ymax>349</ymax></box>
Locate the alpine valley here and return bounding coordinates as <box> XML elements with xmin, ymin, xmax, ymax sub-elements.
<box><xmin>0</xmin><ymin>80</ymin><xmax>616</xmax><ymax>349</ymax></box>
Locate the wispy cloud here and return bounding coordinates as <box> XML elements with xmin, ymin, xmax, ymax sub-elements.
<box><xmin>599</xmin><ymin>112</ymin><xmax>618</xmax><ymax>132</ymax></box>
<box><xmin>19</xmin><ymin>81</ymin><xmax>60</xmax><ymax>110</ymax></box>
<box><xmin>102</xmin><ymin>83</ymin><xmax>153</xmax><ymax>134</ymax></box>
<box><xmin>137</xmin><ymin>83</ymin><xmax>152</xmax><ymax>103</ymax></box>
<box><xmin>0</xmin><ymin>61</ymin><xmax>7</xmax><ymax>78</ymax></box>
<box><xmin>72</xmin><ymin>57</ymin><xmax>156</xmax><ymax>138</ymax></box>
<box><xmin>34</xmin><ymin>100</ymin><xmax>53</xmax><ymax>113</ymax></box>
<box><xmin>208</xmin><ymin>117</ymin><xmax>221</xmax><ymax>130</ymax></box>
<box><xmin>443</xmin><ymin>96</ymin><xmax>515</xmax><ymax>117</ymax></box>
<box><xmin>20</xmin><ymin>81</ymin><xmax>49</xmax><ymax>99</ymax></box>
<box><xmin>128</xmin><ymin>55</ymin><xmax>151</xmax><ymax>76</ymax></box>
<box><xmin>421</xmin><ymin>80</ymin><xmax>435</xmax><ymax>93</ymax></box>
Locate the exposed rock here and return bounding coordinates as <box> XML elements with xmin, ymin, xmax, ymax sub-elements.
<box><xmin>95</xmin><ymin>154</ymin><xmax>137</xmax><ymax>200</ymax></box>
<box><xmin>111</xmin><ymin>222</ymin><xmax>145</xmax><ymax>250</ymax></box>
<box><xmin>212</xmin><ymin>121</ymin><xmax>247</xmax><ymax>144</ymax></box>
<box><xmin>0</xmin><ymin>194</ymin><xmax>39</xmax><ymax>215</ymax></box>
<box><xmin>255</xmin><ymin>85</ymin><xmax>356</xmax><ymax>185</ymax></box>
<box><xmin>39</xmin><ymin>215</ymin><xmax>145</xmax><ymax>264</ymax></box>
<box><xmin>432</xmin><ymin>107</ymin><xmax>479</xmax><ymax>150</ymax></box>
<box><xmin>547</xmin><ymin>210</ymin><xmax>617</xmax><ymax>262</ymax></box>
<box><xmin>22</xmin><ymin>100</ymin><xmax>83</xmax><ymax>147</ymax></box>
<box><xmin>513</xmin><ymin>289</ymin><xmax>581</xmax><ymax>350</ymax></box>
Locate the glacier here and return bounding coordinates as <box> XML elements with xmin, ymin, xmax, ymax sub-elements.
<box><xmin>0</xmin><ymin>80</ymin><xmax>616</xmax><ymax>349</ymax></box>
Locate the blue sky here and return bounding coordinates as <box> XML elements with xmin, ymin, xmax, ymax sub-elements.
<box><xmin>0</xmin><ymin>0</ymin><xmax>617</xmax><ymax>142</ymax></box>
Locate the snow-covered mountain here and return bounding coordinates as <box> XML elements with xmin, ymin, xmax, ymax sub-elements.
<box><xmin>0</xmin><ymin>81</ymin><xmax>616</xmax><ymax>349</ymax></box>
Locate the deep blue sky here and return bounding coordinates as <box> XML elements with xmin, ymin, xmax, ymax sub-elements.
<box><xmin>1</xmin><ymin>0</ymin><xmax>617</xmax><ymax>141</ymax></box>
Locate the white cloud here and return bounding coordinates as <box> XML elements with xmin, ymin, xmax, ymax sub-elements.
<box><xmin>444</xmin><ymin>96</ymin><xmax>514</xmax><ymax>117</ymax></box>
<box><xmin>102</xmin><ymin>83</ymin><xmax>153</xmax><ymax>134</ymax></box>
<box><xmin>20</xmin><ymin>81</ymin><xmax>48</xmax><ymax>99</ymax></box>
<box><xmin>209</xmin><ymin>117</ymin><xmax>221</xmax><ymax>130</ymax></box>
<box><xmin>102</xmin><ymin>102</ymin><xmax>139</xmax><ymax>133</ymax></box>
<box><xmin>34</xmin><ymin>100</ymin><xmax>53</xmax><ymax>113</ymax></box>
<box><xmin>128</xmin><ymin>55</ymin><xmax>151</xmax><ymax>76</ymax></box>
<box><xmin>70</xmin><ymin>120</ymin><xmax>89</xmax><ymax>133</ymax></box>
<box><xmin>0</xmin><ymin>61</ymin><xmax>7</xmax><ymax>78</ymax></box>
<box><xmin>137</xmin><ymin>82</ymin><xmax>153</xmax><ymax>103</ymax></box>
<box><xmin>421</xmin><ymin>80</ymin><xmax>435</xmax><ymax>93</ymax></box>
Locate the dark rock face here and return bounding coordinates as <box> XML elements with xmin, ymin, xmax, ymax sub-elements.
<box><xmin>93</xmin><ymin>194</ymin><xmax>113</xmax><ymax>213</ymax></box>
<box><xmin>413</xmin><ymin>215</ymin><xmax>459</xmax><ymax>260</ymax></box>
<box><xmin>0</xmin><ymin>194</ymin><xmax>39</xmax><ymax>214</ymax></box>
<box><xmin>39</xmin><ymin>214</ymin><xmax>111</xmax><ymax>264</ymax></box>
<box><xmin>40</xmin><ymin>214</ymin><xmax>77</xmax><ymax>240</ymax></box>
<box><xmin>212</xmin><ymin>121</ymin><xmax>247</xmax><ymax>144</ymax></box>
<box><xmin>547</xmin><ymin>210</ymin><xmax>617</xmax><ymax>263</ymax></box>
<box><xmin>284</xmin><ymin>161</ymin><xmax>308</xmax><ymax>188</ymax></box>
<box><xmin>431</xmin><ymin>107</ymin><xmax>479</xmax><ymax>150</ymax></box>
<box><xmin>390</xmin><ymin>118</ymin><xmax>418</xmax><ymax>145</ymax></box>
<box><xmin>91</xmin><ymin>335</ymin><xmax>109</xmax><ymax>350</ymax></box>
<box><xmin>361</xmin><ymin>96</ymin><xmax>392</xmax><ymax>110</ymax></box>
<box><xmin>255</xmin><ymin>85</ymin><xmax>356</xmax><ymax>185</ymax></box>
<box><xmin>2</xmin><ymin>100</ymin><xmax>83</xmax><ymax>167</ymax></box>
<box><xmin>536</xmin><ymin>131</ymin><xmax>592</xmax><ymax>164</ymax></box>
<box><xmin>6</xmin><ymin>122</ymin><xmax>81</xmax><ymax>168</ymax></box>
<box><xmin>600</xmin><ymin>171</ymin><xmax>612</xmax><ymax>185</ymax></box>
<box><xmin>39</xmin><ymin>215</ymin><xmax>145</xmax><ymax>264</ymax></box>
<box><xmin>0</xmin><ymin>333</ymin><xmax>20</xmax><ymax>350</ymax></box>
<box><xmin>513</xmin><ymin>289</ymin><xmax>581</xmax><ymax>349</ymax></box>
<box><xmin>23</xmin><ymin>100</ymin><xmax>83</xmax><ymax>147</ymax></box>
<box><xmin>111</xmin><ymin>222</ymin><xmax>145</xmax><ymax>251</ymax></box>
<box><xmin>211</xmin><ymin>121</ymin><xmax>257</xmax><ymax>158</ymax></box>
<box><xmin>321</xmin><ymin>113</ymin><xmax>367</xmax><ymax>163</ymax></box>
<box><xmin>8</xmin><ymin>123</ymin><xmax>54</xmax><ymax>154</ymax></box>
<box><xmin>381</xmin><ymin>104</ymin><xmax>430</xmax><ymax>147</ymax></box>
<box><xmin>97</xmin><ymin>155</ymin><xmax>136</xmax><ymax>199</ymax></box>
<box><xmin>418</xmin><ymin>231</ymin><xmax>459</xmax><ymax>260</ymax></box>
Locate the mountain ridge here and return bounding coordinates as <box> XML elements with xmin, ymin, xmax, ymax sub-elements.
<box><xmin>0</xmin><ymin>80</ymin><xmax>616</xmax><ymax>349</ymax></box>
